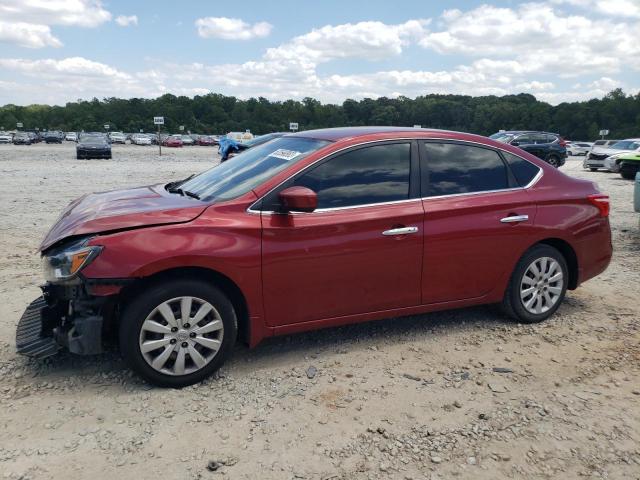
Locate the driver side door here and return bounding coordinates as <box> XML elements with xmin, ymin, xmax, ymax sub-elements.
<box><xmin>258</xmin><ymin>141</ymin><xmax>424</xmax><ymax>327</ymax></box>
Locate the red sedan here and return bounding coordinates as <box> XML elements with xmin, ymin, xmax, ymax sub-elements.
<box><xmin>17</xmin><ymin>127</ymin><xmax>612</xmax><ymax>387</ymax></box>
<box><xmin>197</xmin><ymin>135</ymin><xmax>216</xmax><ymax>146</ymax></box>
<box><xmin>163</xmin><ymin>135</ymin><xmax>183</xmax><ymax>147</ymax></box>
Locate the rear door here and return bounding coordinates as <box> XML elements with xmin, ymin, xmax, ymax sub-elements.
<box><xmin>420</xmin><ymin>141</ymin><xmax>539</xmax><ymax>304</ymax></box>
<box><xmin>260</xmin><ymin>141</ymin><xmax>424</xmax><ymax>326</ymax></box>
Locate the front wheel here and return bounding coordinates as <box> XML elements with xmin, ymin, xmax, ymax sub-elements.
<box><xmin>620</xmin><ymin>169</ymin><xmax>636</xmax><ymax>180</ymax></box>
<box><xmin>501</xmin><ymin>245</ymin><xmax>568</xmax><ymax>324</ymax></box>
<box><xmin>589</xmin><ymin>168</ymin><xmax>598</xmax><ymax>172</ymax></box>
<box><xmin>119</xmin><ymin>279</ymin><xmax>237</xmax><ymax>388</ymax></box>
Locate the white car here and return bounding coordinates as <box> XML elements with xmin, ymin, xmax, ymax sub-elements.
<box><xmin>583</xmin><ymin>138</ymin><xmax>640</xmax><ymax>171</ymax></box>
<box><xmin>567</xmin><ymin>142</ymin><xmax>592</xmax><ymax>156</ymax></box>
<box><xmin>65</xmin><ymin>132</ymin><xmax>77</xmax><ymax>141</ymax></box>
<box><xmin>0</xmin><ymin>132</ymin><xmax>13</xmax><ymax>144</ymax></box>
<box><xmin>131</xmin><ymin>134</ymin><xmax>152</xmax><ymax>145</ymax></box>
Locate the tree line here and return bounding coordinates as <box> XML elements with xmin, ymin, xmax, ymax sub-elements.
<box><xmin>0</xmin><ymin>88</ymin><xmax>638</xmax><ymax>140</ymax></box>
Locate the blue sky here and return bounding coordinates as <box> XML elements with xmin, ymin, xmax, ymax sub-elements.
<box><xmin>0</xmin><ymin>0</ymin><xmax>638</xmax><ymax>105</ymax></box>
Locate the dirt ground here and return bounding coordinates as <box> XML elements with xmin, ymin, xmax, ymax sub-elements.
<box><xmin>0</xmin><ymin>143</ymin><xmax>638</xmax><ymax>480</ymax></box>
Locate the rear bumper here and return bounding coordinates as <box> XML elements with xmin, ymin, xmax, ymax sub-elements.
<box><xmin>77</xmin><ymin>149</ymin><xmax>111</xmax><ymax>158</ymax></box>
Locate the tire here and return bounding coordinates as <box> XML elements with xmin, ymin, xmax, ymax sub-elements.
<box><xmin>119</xmin><ymin>279</ymin><xmax>237</xmax><ymax>388</ymax></box>
<box><xmin>589</xmin><ymin>168</ymin><xmax>598</xmax><ymax>172</ymax></box>
<box><xmin>546</xmin><ymin>155</ymin><xmax>560</xmax><ymax>168</ymax></box>
<box><xmin>621</xmin><ymin>170</ymin><xmax>636</xmax><ymax>180</ymax></box>
<box><xmin>501</xmin><ymin>244</ymin><xmax>568</xmax><ymax>324</ymax></box>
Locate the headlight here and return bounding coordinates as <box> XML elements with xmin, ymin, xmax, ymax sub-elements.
<box><xmin>42</xmin><ymin>239</ymin><xmax>103</xmax><ymax>282</ymax></box>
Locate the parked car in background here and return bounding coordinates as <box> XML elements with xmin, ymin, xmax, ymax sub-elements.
<box><xmin>583</xmin><ymin>140</ymin><xmax>623</xmax><ymax>171</ymax></box>
<box><xmin>226</xmin><ymin>131</ymin><xmax>254</xmax><ymax>143</ymax></box>
<box><xmin>44</xmin><ymin>131</ymin><xmax>64</xmax><ymax>144</ymax></box>
<box><xmin>65</xmin><ymin>132</ymin><xmax>78</xmax><ymax>142</ymax></box>
<box><xmin>0</xmin><ymin>132</ymin><xmax>13</xmax><ymax>143</ymax></box>
<box><xmin>109</xmin><ymin>132</ymin><xmax>127</xmax><ymax>144</ymax></box>
<box><xmin>566</xmin><ymin>142</ymin><xmax>592</xmax><ymax>156</ymax></box>
<box><xmin>26</xmin><ymin>132</ymin><xmax>39</xmax><ymax>143</ymax></box>
<box><xmin>13</xmin><ymin>132</ymin><xmax>32</xmax><ymax>145</ymax></box>
<box><xmin>163</xmin><ymin>135</ymin><xmax>183</xmax><ymax>147</ymax></box>
<box><xmin>615</xmin><ymin>152</ymin><xmax>640</xmax><ymax>179</ymax></box>
<box><xmin>489</xmin><ymin>131</ymin><xmax>567</xmax><ymax>167</ymax></box>
<box><xmin>131</xmin><ymin>134</ymin><xmax>152</xmax><ymax>145</ymax></box>
<box><xmin>16</xmin><ymin>127</ymin><xmax>612</xmax><ymax>387</ymax></box>
<box><xmin>76</xmin><ymin>134</ymin><xmax>112</xmax><ymax>159</ymax></box>
<box><xmin>180</xmin><ymin>135</ymin><xmax>195</xmax><ymax>146</ymax></box>
<box><xmin>599</xmin><ymin>139</ymin><xmax>640</xmax><ymax>173</ymax></box>
<box><xmin>196</xmin><ymin>135</ymin><xmax>216</xmax><ymax>146</ymax></box>
<box><xmin>237</xmin><ymin>132</ymin><xmax>286</xmax><ymax>151</ymax></box>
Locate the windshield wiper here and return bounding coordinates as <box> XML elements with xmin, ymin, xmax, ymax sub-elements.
<box><xmin>167</xmin><ymin>187</ymin><xmax>200</xmax><ymax>200</ymax></box>
<box><xmin>165</xmin><ymin>174</ymin><xmax>195</xmax><ymax>191</ymax></box>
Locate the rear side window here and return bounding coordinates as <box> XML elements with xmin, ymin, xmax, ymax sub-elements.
<box><xmin>423</xmin><ymin>142</ymin><xmax>509</xmax><ymax>197</ymax></box>
<box><xmin>292</xmin><ymin>142</ymin><xmax>411</xmax><ymax>209</ymax></box>
<box><xmin>502</xmin><ymin>152</ymin><xmax>541</xmax><ymax>187</ymax></box>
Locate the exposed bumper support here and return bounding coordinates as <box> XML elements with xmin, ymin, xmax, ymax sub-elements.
<box><xmin>16</xmin><ymin>282</ymin><xmax>116</xmax><ymax>359</ymax></box>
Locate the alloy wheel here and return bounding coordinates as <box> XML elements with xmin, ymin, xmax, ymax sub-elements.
<box><xmin>519</xmin><ymin>257</ymin><xmax>564</xmax><ymax>314</ymax></box>
<box><xmin>138</xmin><ymin>296</ymin><xmax>224</xmax><ymax>376</ymax></box>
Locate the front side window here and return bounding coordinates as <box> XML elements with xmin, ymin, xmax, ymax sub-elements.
<box><xmin>514</xmin><ymin>134</ymin><xmax>532</xmax><ymax>145</ymax></box>
<box><xmin>290</xmin><ymin>142</ymin><xmax>411</xmax><ymax>209</ymax></box>
<box><xmin>262</xmin><ymin>142</ymin><xmax>411</xmax><ymax>210</ymax></box>
<box><xmin>423</xmin><ymin>142</ymin><xmax>510</xmax><ymax>197</ymax></box>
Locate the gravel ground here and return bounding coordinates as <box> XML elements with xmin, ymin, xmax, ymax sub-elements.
<box><xmin>0</xmin><ymin>143</ymin><xmax>638</xmax><ymax>480</ymax></box>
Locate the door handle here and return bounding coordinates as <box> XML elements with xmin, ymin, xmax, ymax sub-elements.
<box><xmin>382</xmin><ymin>226</ymin><xmax>419</xmax><ymax>236</ymax></box>
<box><xmin>500</xmin><ymin>214</ymin><xmax>529</xmax><ymax>224</ymax></box>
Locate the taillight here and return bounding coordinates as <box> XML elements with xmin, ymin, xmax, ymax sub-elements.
<box><xmin>587</xmin><ymin>194</ymin><xmax>610</xmax><ymax>217</ymax></box>
<box><xmin>558</xmin><ymin>137</ymin><xmax>567</xmax><ymax>147</ymax></box>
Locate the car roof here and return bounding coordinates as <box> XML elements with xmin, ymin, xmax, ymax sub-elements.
<box><xmin>496</xmin><ymin>130</ymin><xmax>559</xmax><ymax>135</ymax></box>
<box><xmin>286</xmin><ymin>126</ymin><xmax>458</xmax><ymax>142</ymax></box>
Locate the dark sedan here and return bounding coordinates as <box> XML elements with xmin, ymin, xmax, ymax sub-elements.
<box><xmin>76</xmin><ymin>135</ymin><xmax>112</xmax><ymax>159</ymax></box>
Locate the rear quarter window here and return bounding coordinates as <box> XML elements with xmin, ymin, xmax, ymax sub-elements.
<box><xmin>502</xmin><ymin>152</ymin><xmax>541</xmax><ymax>187</ymax></box>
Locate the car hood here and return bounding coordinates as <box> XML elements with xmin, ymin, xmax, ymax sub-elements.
<box><xmin>591</xmin><ymin>147</ymin><xmax>634</xmax><ymax>156</ymax></box>
<box><xmin>40</xmin><ymin>184</ymin><xmax>207</xmax><ymax>251</ymax></box>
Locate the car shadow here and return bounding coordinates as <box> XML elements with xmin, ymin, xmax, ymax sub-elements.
<box><xmin>16</xmin><ymin>299</ymin><xmax>584</xmax><ymax>391</ymax></box>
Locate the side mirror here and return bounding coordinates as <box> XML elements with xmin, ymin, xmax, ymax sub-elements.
<box><xmin>510</xmin><ymin>141</ymin><xmax>520</xmax><ymax>146</ymax></box>
<box><xmin>279</xmin><ymin>186</ymin><xmax>317</xmax><ymax>213</ymax></box>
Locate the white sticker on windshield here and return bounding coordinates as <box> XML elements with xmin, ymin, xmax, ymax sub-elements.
<box><xmin>268</xmin><ymin>149</ymin><xmax>301</xmax><ymax>161</ymax></box>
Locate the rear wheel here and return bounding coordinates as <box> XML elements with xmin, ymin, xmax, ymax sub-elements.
<box><xmin>546</xmin><ymin>155</ymin><xmax>560</xmax><ymax>168</ymax></box>
<box><xmin>119</xmin><ymin>279</ymin><xmax>237</xmax><ymax>388</ymax></box>
<box><xmin>501</xmin><ymin>244</ymin><xmax>568</xmax><ymax>324</ymax></box>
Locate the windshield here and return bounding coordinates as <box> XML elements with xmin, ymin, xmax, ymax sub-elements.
<box><xmin>609</xmin><ymin>140</ymin><xmax>640</xmax><ymax>150</ymax></box>
<box><xmin>490</xmin><ymin>133</ymin><xmax>515</xmax><ymax>143</ymax></box>
<box><xmin>180</xmin><ymin>137</ymin><xmax>330</xmax><ymax>202</ymax></box>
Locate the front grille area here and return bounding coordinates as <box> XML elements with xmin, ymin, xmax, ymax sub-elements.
<box><xmin>589</xmin><ymin>153</ymin><xmax>608</xmax><ymax>161</ymax></box>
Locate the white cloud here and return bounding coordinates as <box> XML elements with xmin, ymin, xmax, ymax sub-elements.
<box><xmin>265</xmin><ymin>20</ymin><xmax>428</xmax><ymax>63</ymax></box>
<box><xmin>115</xmin><ymin>15</ymin><xmax>138</xmax><ymax>27</ymax></box>
<box><xmin>0</xmin><ymin>21</ymin><xmax>62</xmax><ymax>48</ymax></box>
<box><xmin>0</xmin><ymin>0</ymin><xmax>111</xmax><ymax>48</ymax></box>
<box><xmin>195</xmin><ymin>17</ymin><xmax>272</xmax><ymax>40</ymax></box>
<box><xmin>550</xmin><ymin>0</ymin><xmax>640</xmax><ymax>18</ymax></box>
<box><xmin>418</xmin><ymin>3</ymin><xmax>640</xmax><ymax>77</ymax></box>
<box><xmin>0</xmin><ymin>0</ymin><xmax>111</xmax><ymax>28</ymax></box>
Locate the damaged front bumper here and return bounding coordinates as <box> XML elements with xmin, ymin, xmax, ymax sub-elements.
<box><xmin>16</xmin><ymin>282</ymin><xmax>117</xmax><ymax>359</ymax></box>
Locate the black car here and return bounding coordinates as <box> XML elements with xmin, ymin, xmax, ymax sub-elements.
<box><xmin>490</xmin><ymin>131</ymin><xmax>567</xmax><ymax>168</ymax></box>
<box><xmin>44</xmin><ymin>131</ymin><xmax>64</xmax><ymax>144</ymax></box>
<box><xmin>13</xmin><ymin>132</ymin><xmax>32</xmax><ymax>145</ymax></box>
<box><xmin>76</xmin><ymin>134</ymin><xmax>112</xmax><ymax>159</ymax></box>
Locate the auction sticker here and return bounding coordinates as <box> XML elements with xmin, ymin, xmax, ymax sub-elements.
<box><xmin>268</xmin><ymin>149</ymin><xmax>301</xmax><ymax>161</ymax></box>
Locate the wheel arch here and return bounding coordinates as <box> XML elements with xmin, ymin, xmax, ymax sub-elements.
<box><xmin>535</xmin><ymin>238</ymin><xmax>579</xmax><ymax>290</ymax></box>
<box><xmin>118</xmin><ymin>266</ymin><xmax>251</xmax><ymax>345</ymax></box>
